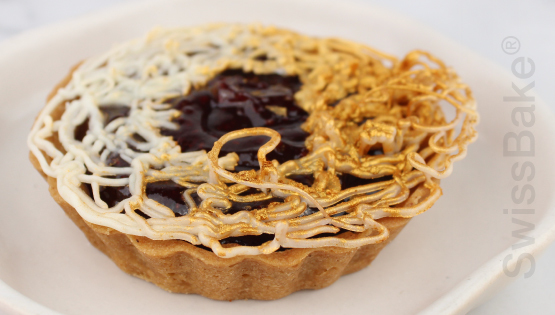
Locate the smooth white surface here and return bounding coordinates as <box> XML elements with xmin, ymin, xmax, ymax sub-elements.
<box><xmin>0</xmin><ymin>0</ymin><xmax>554</xmax><ymax>314</ymax></box>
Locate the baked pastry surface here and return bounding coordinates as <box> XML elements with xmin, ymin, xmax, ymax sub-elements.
<box><xmin>28</xmin><ymin>24</ymin><xmax>477</xmax><ymax>299</ymax></box>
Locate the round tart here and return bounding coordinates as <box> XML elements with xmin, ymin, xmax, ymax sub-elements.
<box><xmin>28</xmin><ymin>24</ymin><xmax>478</xmax><ymax>300</ymax></box>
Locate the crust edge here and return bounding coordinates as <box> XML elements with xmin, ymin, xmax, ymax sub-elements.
<box><xmin>28</xmin><ymin>64</ymin><xmax>424</xmax><ymax>300</ymax></box>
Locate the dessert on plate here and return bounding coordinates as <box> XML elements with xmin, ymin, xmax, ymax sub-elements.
<box><xmin>28</xmin><ymin>24</ymin><xmax>478</xmax><ymax>300</ymax></box>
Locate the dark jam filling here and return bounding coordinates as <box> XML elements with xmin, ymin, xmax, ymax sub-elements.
<box><xmin>160</xmin><ymin>69</ymin><xmax>309</xmax><ymax>171</ymax></box>
<box><xmin>88</xmin><ymin>70</ymin><xmax>389</xmax><ymax>248</ymax></box>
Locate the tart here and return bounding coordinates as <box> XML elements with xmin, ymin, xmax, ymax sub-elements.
<box><xmin>28</xmin><ymin>24</ymin><xmax>478</xmax><ymax>300</ymax></box>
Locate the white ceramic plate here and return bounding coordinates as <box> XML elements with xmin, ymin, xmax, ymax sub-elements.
<box><xmin>1</xmin><ymin>0</ymin><xmax>554</xmax><ymax>314</ymax></box>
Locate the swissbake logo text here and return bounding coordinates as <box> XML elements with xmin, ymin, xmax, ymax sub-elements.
<box><xmin>501</xmin><ymin>35</ymin><xmax>536</xmax><ymax>278</ymax></box>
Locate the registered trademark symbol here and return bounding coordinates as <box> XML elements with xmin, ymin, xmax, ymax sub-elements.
<box><xmin>502</xmin><ymin>36</ymin><xmax>521</xmax><ymax>55</ymax></box>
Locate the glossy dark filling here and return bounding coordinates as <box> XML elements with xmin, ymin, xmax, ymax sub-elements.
<box><xmin>86</xmin><ymin>70</ymin><xmax>389</xmax><ymax>247</ymax></box>
<box><xmin>160</xmin><ymin>69</ymin><xmax>309</xmax><ymax>171</ymax></box>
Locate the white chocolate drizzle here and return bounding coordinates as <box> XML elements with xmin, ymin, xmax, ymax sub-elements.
<box><xmin>28</xmin><ymin>24</ymin><xmax>478</xmax><ymax>258</ymax></box>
